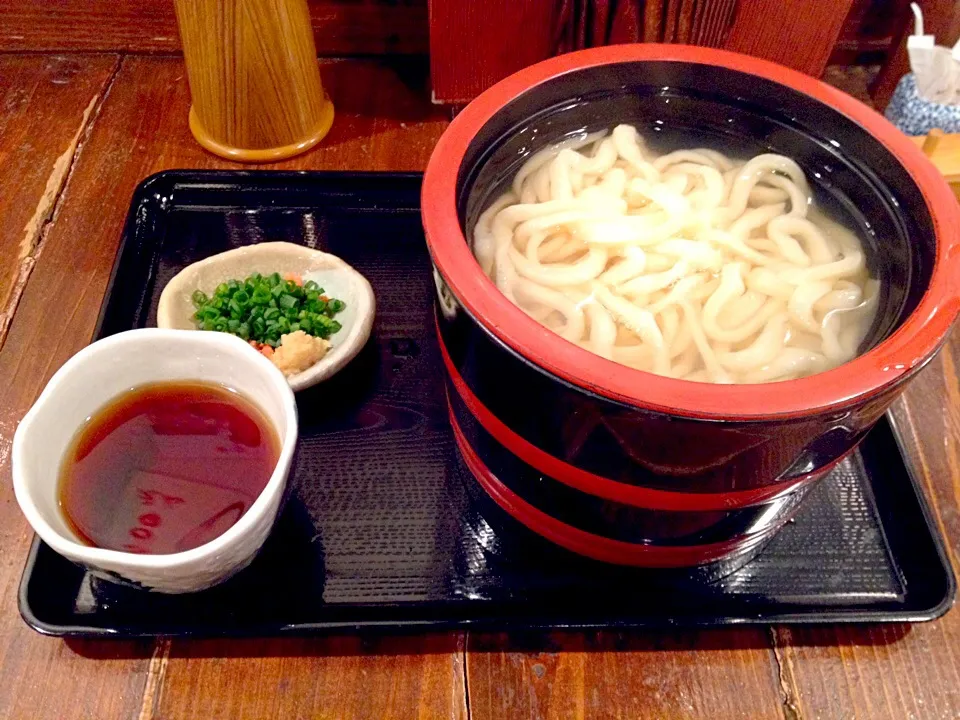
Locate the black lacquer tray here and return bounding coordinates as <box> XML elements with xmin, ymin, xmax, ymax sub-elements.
<box><xmin>18</xmin><ymin>171</ymin><xmax>955</xmax><ymax>637</ymax></box>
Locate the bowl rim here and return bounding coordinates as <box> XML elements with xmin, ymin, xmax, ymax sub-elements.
<box><xmin>155</xmin><ymin>241</ymin><xmax>377</xmax><ymax>392</ymax></box>
<box><xmin>12</xmin><ymin>327</ymin><xmax>299</xmax><ymax>573</ymax></box>
<box><xmin>421</xmin><ymin>43</ymin><xmax>960</xmax><ymax>420</ymax></box>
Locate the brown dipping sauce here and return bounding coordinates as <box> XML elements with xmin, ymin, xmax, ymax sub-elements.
<box><xmin>59</xmin><ymin>381</ymin><xmax>280</xmax><ymax>555</ymax></box>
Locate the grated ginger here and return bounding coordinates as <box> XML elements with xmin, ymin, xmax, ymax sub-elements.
<box><xmin>271</xmin><ymin>330</ymin><xmax>331</xmax><ymax>376</ymax></box>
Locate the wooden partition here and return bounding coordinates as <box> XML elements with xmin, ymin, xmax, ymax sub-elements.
<box><xmin>0</xmin><ymin>0</ymin><xmax>428</xmax><ymax>55</ymax></box>
<box><xmin>429</xmin><ymin>0</ymin><xmax>857</xmax><ymax>104</ymax></box>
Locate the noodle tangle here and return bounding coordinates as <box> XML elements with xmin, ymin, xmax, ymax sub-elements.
<box><xmin>474</xmin><ymin>125</ymin><xmax>879</xmax><ymax>384</ymax></box>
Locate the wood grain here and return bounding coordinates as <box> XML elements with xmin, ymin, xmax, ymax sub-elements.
<box><xmin>0</xmin><ymin>0</ymin><xmax>428</xmax><ymax>55</ymax></box>
<box><xmin>692</xmin><ymin>0</ymin><xmax>739</xmax><ymax>47</ymax></box>
<box><xmin>4</xmin><ymin>49</ymin><xmax>960</xmax><ymax>720</ymax></box>
<box><xmin>430</xmin><ymin>0</ymin><xmax>737</xmax><ymax>104</ymax></box>
<box><xmin>0</xmin><ymin>60</ymin><xmax>153</xmax><ymax>720</ymax></box>
<box><xmin>769</xmin><ymin>325</ymin><xmax>960</xmax><ymax>720</ymax></box>
<box><xmin>153</xmin><ymin>636</ymin><xmax>467</xmax><ymax>719</ymax></box>
<box><xmin>174</xmin><ymin>0</ymin><xmax>332</xmax><ymax>158</ymax></box>
<box><xmin>726</xmin><ymin>0</ymin><xmax>858</xmax><ymax>77</ymax></box>
<box><xmin>0</xmin><ymin>54</ymin><xmax>454</xmax><ymax>720</ymax></box>
<box><xmin>0</xmin><ymin>54</ymin><xmax>119</xmax><ymax>346</ymax></box>
<box><xmin>428</xmin><ymin>0</ymin><xmax>559</xmax><ymax>104</ymax></box>
<box><xmin>828</xmin><ymin>0</ymin><xmax>906</xmax><ymax>64</ymax></box>
<box><xmin>430</xmin><ymin>0</ymin><xmax>854</xmax><ymax>104</ymax></box>
<box><xmin>910</xmin><ymin>132</ymin><xmax>960</xmax><ymax>200</ymax></box>
<box><xmin>2</xmin><ymin>55</ymin><xmax>447</xmax><ymax>427</ymax></box>
<box><xmin>467</xmin><ymin>631</ymin><xmax>786</xmax><ymax>720</ymax></box>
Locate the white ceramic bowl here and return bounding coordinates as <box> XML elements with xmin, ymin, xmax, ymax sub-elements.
<box><xmin>12</xmin><ymin>328</ymin><xmax>298</xmax><ymax>593</ymax></box>
<box><xmin>156</xmin><ymin>242</ymin><xmax>376</xmax><ymax>391</ymax></box>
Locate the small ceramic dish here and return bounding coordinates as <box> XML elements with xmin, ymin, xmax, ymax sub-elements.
<box><xmin>157</xmin><ymin>241</ymin><xmax>375</xmax><ymax>391</ymax></box>
<box><xmin>12</xmin><ymin>328</ymin><xmax>298</xmax><ymax>593</ymax></box>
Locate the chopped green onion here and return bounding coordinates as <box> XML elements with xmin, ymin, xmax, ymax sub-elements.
<box><xmin>190</xmin><ymin>272</ymin><xmax>346</xmax><ymax>346</ymax></box>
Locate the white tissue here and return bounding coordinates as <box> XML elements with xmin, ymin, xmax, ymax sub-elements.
<box><xmin>908</xmin><ymin>2</ymin><xmax>960</xmax><ymax>105</ymax></box>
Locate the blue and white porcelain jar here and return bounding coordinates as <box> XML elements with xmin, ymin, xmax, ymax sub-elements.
<box><xmin>885</xmin><ymin>73</ymin><xmax>960</xmax><ymax>135</ymax></box>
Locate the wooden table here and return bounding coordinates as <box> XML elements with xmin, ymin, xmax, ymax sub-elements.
<box><xmin>0</xmin><ymin>54</ymin><xmax>958</xmax><ymax>720</ymax></box>
<box><xmin>911</xmin><ymin>132</ymin><xmax>960</xmax><ymax>202</ymax></box>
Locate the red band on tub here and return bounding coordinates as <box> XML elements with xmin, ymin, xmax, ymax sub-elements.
<box><xmin>437</xmin><ymin>320</ymin><xmax>835</xmax><ymax>512</ymax></box>
<box><xmin>450</xmin><ymin>408</ymin><xmax>777</xmax><ymax>567</ymax></box>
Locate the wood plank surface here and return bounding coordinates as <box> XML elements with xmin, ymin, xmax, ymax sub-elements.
<box><xmin>0</xmin><ymin>52</ymin><xmax>157</xmax><ymax>720</ymax></box>
<box><xmin>154</xmin><ymin>636</ymin><xmax>467</xmax><ymax>719</ymax></box>
<box><xmin>0</xmin><ymin>54</ymin><xmax>119</xmax><ymax>346</ymax></box>
<box><xmin>0</xmin><ymin>55</ymin><xmax>454</xmax><ymax>720</ymax></box>
<box><xmin>910</xmin><ymin>133</ymin><xmax>960</xmax><ymax>181</ymax></box>
<box><xmin>3</xmin><ymin>51</ymin><xmax>960</xmax><ymax>720</ymax></box>
<box><xmin>768</xmin><ymin>327</ymin><xmax>960</xmax><ymax>720</ymax></box>
<box><xmin>0</xmin><ymin>0</ymin><xmax>428</xmax><ymax>55</ymax></box>
<box><xmin>467</xmin><ymin>631</ymin><xmax>786</xmax><ymax>720</ymax></box>
<box><xmin>3</xmin><ymin>54</ymin><xmax>447</xmax><ymax>372</ymax></box>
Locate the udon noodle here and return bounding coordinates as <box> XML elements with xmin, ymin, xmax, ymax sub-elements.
<box><xmin>473</xmin><ymin>125</ymin><xmax>880</xmax><ymax>384</ymax></box>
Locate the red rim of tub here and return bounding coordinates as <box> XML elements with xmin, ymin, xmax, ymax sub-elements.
<box><xmin>421</xmin><ymin>44</ymin><xmax>960</xmax><ymax>421</ymax></box>
<box><xmin>450</xmin><ymin>410</ymin><xmax>778</xmax><ymax>566</ymax></box>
